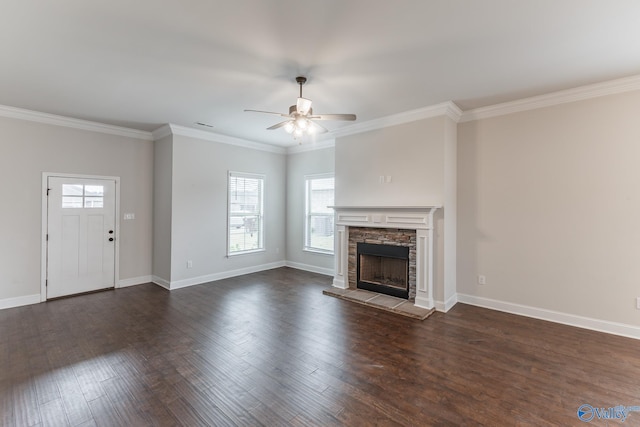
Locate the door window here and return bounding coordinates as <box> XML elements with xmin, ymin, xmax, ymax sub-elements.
<box><xmin>62</xmin><ymin>184</ymin><xmax>104</xmax><ymax>208</ymax></box>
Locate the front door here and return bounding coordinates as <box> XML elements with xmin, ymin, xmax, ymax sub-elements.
<box><xmin>46</xmin><ymin>176</ymin><xmax>116</xmax><ymax>299</ymax></box>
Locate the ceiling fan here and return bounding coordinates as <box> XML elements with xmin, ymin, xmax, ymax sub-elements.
<box><xmin>244</xmin><ymin>76</ymin><xmax>356</xmax><ymax>138</ymax></box>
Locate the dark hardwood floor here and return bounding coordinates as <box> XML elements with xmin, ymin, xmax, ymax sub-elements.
<box><xmin>2</xmin><ymin>267</ymin><xmax>640</xmax><ymax>426</ymax></box>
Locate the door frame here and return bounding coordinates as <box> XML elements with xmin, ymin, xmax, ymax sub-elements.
<box><xmin>41</xmin><ymin>172</ymin><xmax>121</xmax><ymax>302</ymax></box>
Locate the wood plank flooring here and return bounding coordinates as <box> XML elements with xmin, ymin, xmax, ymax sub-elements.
<box><xmin>1</xmin><ymin>267</ymin><xmax>640</xmax><ymax>426</ymax></box>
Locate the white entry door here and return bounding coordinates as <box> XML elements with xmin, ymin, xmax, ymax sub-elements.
<box><xmin>47</xmin><ymin>176</ymin><xmax>116</xmax><ymax>299</ymax></box>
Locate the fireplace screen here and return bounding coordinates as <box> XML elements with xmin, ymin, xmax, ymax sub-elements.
<box><xmin>359</xmin><ymin>255</ymin><xmax>407</xmax><ymax>289</ymax></box>
<box><xmin>357</xmin><ymin>243</ymin><xmax>409</xmax><ymax>299</ymax></box>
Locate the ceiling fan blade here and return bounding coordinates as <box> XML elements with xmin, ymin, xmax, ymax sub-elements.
<box><xmin>266</xmin><ymin>120</ymin><xmax>293</xmax><ymax>130</ymax></box>
<box><xmin>308</xmin><ymin>113</ymin><xmax>356</xmax><ymax>121</ymax></box>
<box><xmin>245</xmin><ymin>109</ymin><xmax>290</xmax><ymax>118</ymax></box>
<box><xmin>308</xmin><ymin>121</ymin><xmax>328</xmax><ymax>134</ymax></box>
<box><xmin>296</xmin><ymin>97</ymin><xmax>312</xmax><ymax>115</ymax></box>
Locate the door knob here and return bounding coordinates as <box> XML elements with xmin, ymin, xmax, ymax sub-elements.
<box><xmin>109</xmin><ymin>237</ymin><xmax>114</xmax><ymax>242</ymax></box>
<box><xmin>108</xmin><ymin>230</ymin><xmax>114</xmax><ymax>234</ymax></box>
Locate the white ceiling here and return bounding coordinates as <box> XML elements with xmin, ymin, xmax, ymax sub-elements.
<box><xmin>2</xmin><ymin>1</ymin><xmax>640</xmax><ymax>147</ymax></box>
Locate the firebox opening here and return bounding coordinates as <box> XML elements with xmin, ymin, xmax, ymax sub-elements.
<box><xmin>357</xmin><ymin>243</ymin><xmax>409</xmax><ymax>299</ymax></box>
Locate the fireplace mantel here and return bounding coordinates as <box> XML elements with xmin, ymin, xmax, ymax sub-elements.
<box><xmin>331</xmin><ymin>206</ymin><xmax>440</xmax><ymax>309</ymax></box>
<box><xmin>331</xmin><ymin>206</ymin><xmax>440</xmax><ymax>229</ymax></box>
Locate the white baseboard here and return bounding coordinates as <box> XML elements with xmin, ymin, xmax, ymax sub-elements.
<box><xmin>457</xmin><ymin>293</ymin><xmax>640</xmax><ymax>340</ymax></box>
<box><xmin>152</xmin><ymin>276</ymin><xmax>171</xmax><ymax>290</ymax></box>
<box><xmin>332</xmin><ymin>278</ymin><xmax>347</xmax><ymax>289</ymax></box>
<box><xmin>414</xmin><ymin>296</ymin><xmax>434</xmax><ymax>310</ymax></box>
<box><xmin>117</xmin><ymin>275</ymin><xmax>153</xmax><ymax>288</ymax></box>
<box><xmin>0</xmin><ymin>294</ymin><xmax>41</xmax><ymax>310</ymax></box>
<box><xmin>153</xmin><ymin>261</ymin><xmax>331</xmax><ymax>291</ymax></box>
<box><xmin>435</xmin><ymin>293</ymin><xmax>458</xmax><ymax>313</ymax></box>
<box><xmin>285</xmin><ymin>261</ymin><xmax>334</xmax><ymax>276</ymax></box>
<box><xmin>168</xmin><ymin>261</ymin><xmax>287</xmax><ymax>290</ymax></box>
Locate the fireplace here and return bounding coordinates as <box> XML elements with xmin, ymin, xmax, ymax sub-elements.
<box><xmin>357</xmin><ymin>243</ymin><xmax>409</xmax><ymax>299</ymax></box>
<box><xmin>332</xmin><ymin>206</ymin><xmax>440</xmax><ymax>309</ymax></box>
<box><xmin>348</xmin><ymin>227</ymin><xmax>417</xmax><ymax>299</ymax></box>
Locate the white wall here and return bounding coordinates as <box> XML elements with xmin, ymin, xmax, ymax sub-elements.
<box><xmin>443</xmin><ymin>118</ymin><xmax>457</xmax><ymax>307</ymax></box>
<box><xmin>0</xmin><ymin>115</ymin><xmax>153</xmax><ymax>304</ymax></box>
<box><xmin>335</xmin><ymin>117</ymin><xmax>446</xmax><ymax>206</ymax></box>
<box><xmin>152</xmin><ymin>134</ymin><xmax>173</xmax><ymax>285</ymax></box>
<box><xmin>458</xmin><ymin>90</ymin><xmax>640</xmax><ymax>328</ymax></box>
<box><xmin>166</xmin><ymin>133</ymin><xmax>287</xmax><ymax>287</ymax></box>
<box><xmin>286</xmin><ymin>145</ymin><xmax>335</xmax><ymax>275</ymax></box>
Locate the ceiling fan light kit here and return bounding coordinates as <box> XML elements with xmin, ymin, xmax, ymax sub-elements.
<box><xmin>245</xmin><ymin>76</ymin><xmax>356</xmax><ymax>141</ymax></box>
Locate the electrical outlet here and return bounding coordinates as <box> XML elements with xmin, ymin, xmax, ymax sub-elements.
<box><xmin>187</xmin><ymin>260</ymin><xmax>193</xmax><ymax>268</ymax></box>
<box><xmin>478</xmin><ymin>275</ymin><xmax>486</xmax><ymax>285</ymax></box>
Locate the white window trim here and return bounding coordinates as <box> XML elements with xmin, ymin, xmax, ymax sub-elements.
<box><xmin>227</xmin><ymin>171</ymin><xmax>266</xmax><ymax>257</ymax></box>
<box><xmin>304</xmin><ymin>173</ymin><xmax>335</xmax><ymax>255</ymax></box>
<box><xmin>303</xmin><ymin>247</ymin><xmax>335</xmax><ymax>256</ymax></box>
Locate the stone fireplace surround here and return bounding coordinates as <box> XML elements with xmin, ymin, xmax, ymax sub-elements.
<box><xmin>332</xmin><ymin>206</ymin><xmax>440</xmax><ymax>310</ymax></box>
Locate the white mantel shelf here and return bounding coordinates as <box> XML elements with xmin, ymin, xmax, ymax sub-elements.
<box><xmin>331</xmin><ymin>205</ymin><xmax>441</xmax><ymax>230</ymax></box>
<box><xmin>330</xmin><ymin>206</ymin><xmax>441</xmax><ymax>209</ymax></box>
<box><xmin>331</xmin><ymin>205</ymin><xmax>440</xmax><ymax>310</ymax></box>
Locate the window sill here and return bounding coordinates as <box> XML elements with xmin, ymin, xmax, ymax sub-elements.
<box><xmin>227</xmin><ymin>248</ymin><xmax>265</xmax><ymax>257</ymax></box>
<box><xmin>303</xmin><ymin>248</ymin><xmax>334</xmax><ymax>256</ymax></box>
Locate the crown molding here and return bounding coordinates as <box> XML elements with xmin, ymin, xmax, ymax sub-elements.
<box><xmin>460</xmin><ymin>74</ymin><xmax>640</xmax><ymax>123</ymax></box>
<box><xmin>151</xmin><ymin>124</ymin><xmax>172</xmax><ymax>140</ymax></box>
<box><xmin>0</xmin><ymin>104</ymin><xmax>154</xmax><ymax>141</ymax></box>
<box><xmin>332</xmin><ymin>101</ymin><xmax>463</xmax><ymax>139</ymax></box>
<box><xmin>4</xmin><ymin>73</ymin><xmax>639</xmax><ymax>145</ymax></box>
<box><xmin>155</xmin><ymin>124</ymin><xmax>287</xmax><ymax>155</ymax></box>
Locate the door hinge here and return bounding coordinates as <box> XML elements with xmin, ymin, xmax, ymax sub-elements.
<box><xmin>46</xmin><ymin>234</ymin><xmax>48</xmax><ymax>241</ymax></box>
<box><xmin>45</xmin><ymin>279</ymin><xmax>48</xmax><ymax>287</ymax></box>
<box><xmin>47</xmin><ymin>188</ymin><xmax>51</xmax><ymax>196</ymax></box>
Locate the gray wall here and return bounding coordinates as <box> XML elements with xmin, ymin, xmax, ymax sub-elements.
<box><xmin>164</xmin><ymin>132</ymin><xmax>287</xmax><ymax>287</ymax></box>
<box><xmin>286</xmin><ymin>146</ymin><xmax>335</xmax><ymax>274</ymax></box>
<box><xmin>152</xmin><ymin>134</ymin><xmax>173</xmax><ymax>285</ymax></box>
<box><xmin>458</xmin><ymin>90</ymin><xmax>640</xmax><ymax>327</ymax></box>
<box><xmin>0</xmin><ymin>116</ymin><xmax>153</xmax><ymax>303</ymax></box>
<box><xmin>335</xmin><ymin>117</ymin><xmax>447</xmax><ymax>206</ymax></box>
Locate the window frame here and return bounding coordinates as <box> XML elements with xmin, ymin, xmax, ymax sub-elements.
<box><xmin>304</xmin><ymin>173</ymin><xmax>335</xmax><ymax>255</ymax></box>
<box><xmin>227</xmin><ymin>171</ymin><xmax>265</xmax><ymax>256</ymax></box>
<box><xmin>62</xmin><ymin>183</ymin><xmax>105</xmax><ymax>209</ymax></box>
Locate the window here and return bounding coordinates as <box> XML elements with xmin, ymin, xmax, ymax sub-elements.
<box><xmin>228</xmin><ymin>171</ymin><xmax>264</xmax><ymax>255</ymax></box>
<box><xmin>304</xmin><ymin>174</ymin><xmax>334</xmax><ymax>254</ymax></box>
<box><xmin>62</xmin><ymin>184</ymin><xmax>104</xmax><ymax>208</ymax></box>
